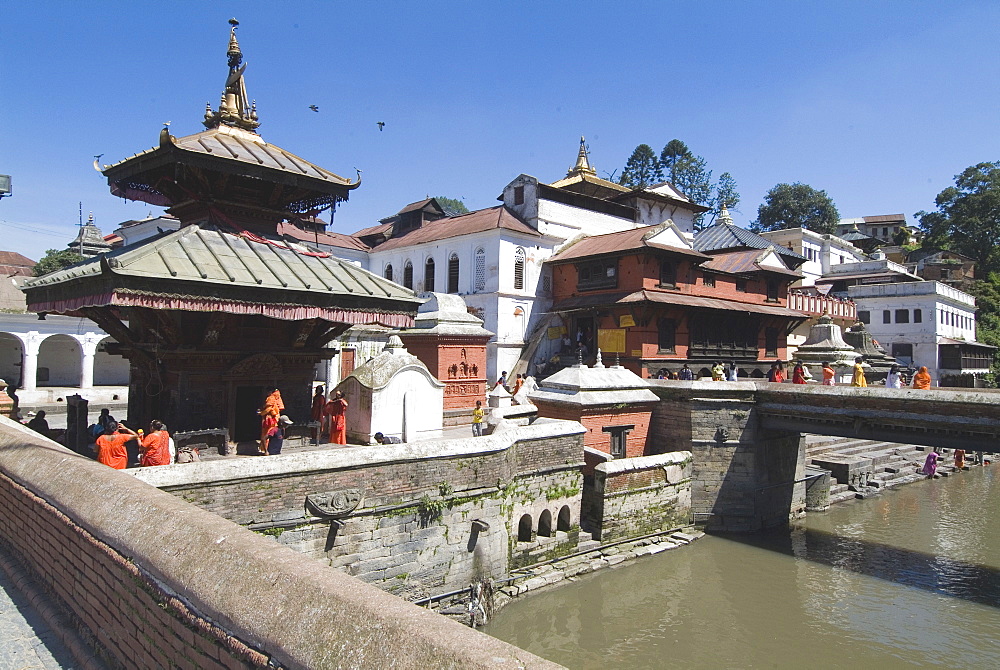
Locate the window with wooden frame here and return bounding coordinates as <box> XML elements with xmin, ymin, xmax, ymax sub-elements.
<box><xmin>384</xmin><ymin>264</ymin><xmax>393</xmax><ymax>282</ymax></box>
<box><xmin>702</xmin><ymin>273</ymin><xmax>716</xmax><ymax>288</ymax></box>
<box><xmin>474</xmin><ymin>248</ymin><xmax>486</xmax><ymax>292</ymax></box>
<box><xmin>513</xmin><ymin>247</ymin><xmax>526</xmax><ymax>290</ymax></box>
<box><xmin>424</xmin><ymin>257</ymin><xmax>435</xmax><ymax>292</ymax></box>
<box><xmin>765</xmin><ymin>327</ymin><xmax>779</xmax><ymax>357</ymax></box>
<box><xmin>736</xmin><ymin>278</ymin><xmax>748</xmax><ymax>292</ymax></box>
<box><xmin>660</xmin><ymin>260</ymin><xmax>677</xmax><ymax>288</ymax></box>
<box><xmin>403</xmin><ymin>261</ymin><xmax>413</xmax><ymax>290</ymax></box>
<box><xmin>658</xmin><ymin>318</ymin><xmax>677</xmax><ymax>353</ymax></box>
<box><xmin>766</xmin><ymin>279</ymin><xmax>779</xmax><ymax>302</ymax></box>
<box><xmin>576</xmin><ymin>259</ymin><xmax>618</xmax><ymax>291</ymax></box>
<box><xmin>447</xmin><ymin>253</ymin><xmax>460</xmax><ymax>293</ymax></box>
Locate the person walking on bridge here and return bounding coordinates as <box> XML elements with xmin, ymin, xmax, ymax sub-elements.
<box><xmin>821</xmin><ymin>361</ymin><xmax>836</xmax><ymax>386</ymax></box>
<box><xmin>851</xmin><ymin>357</ymin><xmax>867</xmax><ymax>387</ymax></box>
<box><xmin>912</xmin><ymin>366</ymin><xmax>932</xmax><ymax>390</ymax></box>
<box><xmin>885</xmin><ymin>365</ymin><xmax>903</xmax><ymax>388</ymax></box>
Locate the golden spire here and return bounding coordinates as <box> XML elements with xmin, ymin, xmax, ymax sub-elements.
<box><xmin>203</xmin><ymin>18</ymin><xmax>261</xmax><ymax>132</ymax></box>
<box><xmin>566</xmin><ymin>136</ymin><xmax>597</xmax><ymax>178</ymax></box>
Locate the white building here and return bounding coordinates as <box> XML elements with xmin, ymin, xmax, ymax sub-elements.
<box><xmin>848</xmin><ymin>281</ymin><xmax>994</xmax><ymax>386</ymax></box>
<box><xmin>757</xmin><ymin>227</ymin><xmax>867</xmax><ymax>288</ymax></box>
<box><xmin>838</xmin><ymin>214</ymin><xmax>920</xmax><ymax>245</ymax></box>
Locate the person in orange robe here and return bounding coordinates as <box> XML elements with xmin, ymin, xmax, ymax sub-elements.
<box><xmin>258</xmin><ymin>388</ymin><xmax>284</xmax><ymax>454</ymax></box>
<box><xmin>821</xmin><ymin>361</ymin><xmax>836</xmax><ymax>386</ymax></box>
<box><xmin>310</xmin><ymin>385</ymin><xmax>326</xmax><ymax>444</ymax></box>
<box><xmin>140</xmin><ymin>420</ymin><xmax>172</xmax><ymax>466</ymax></box>
<box><xmin>325</xmin><ymin>391</ymin><xmax>348</xmax><ymax>445</ymax></box>
<box><xmin>912</xmin><ymin>366</ymin><xmax>932</xmax><ymax>390</ymax></box>
<box><xmin>96</xmin><ymin>421</ymin><xmax>138</xmax><ymax>470</ymax></box>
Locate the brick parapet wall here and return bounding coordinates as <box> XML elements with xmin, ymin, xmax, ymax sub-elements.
<box><xmin>0</xmin><ymin>417</ymin><xmax>559</xmax><ymax>670</ymax></box>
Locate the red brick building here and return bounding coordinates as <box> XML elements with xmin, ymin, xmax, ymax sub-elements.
<box><xmin>547</xmin><ymin>220</ymin><xmax>807</xmax><ymax>378</ymax></box>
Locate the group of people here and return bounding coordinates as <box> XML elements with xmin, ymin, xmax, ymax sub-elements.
<box><xmin>921</xmin><ymin>447</ymin><xmax>978</xmax><ymax>478</ymax></box>
<box><xmin>94</xmin><ymin>418</ymin><xmax>173</xmax><ymax>470</ymax></box>
<box><xmin>652</xmin><ymin>359</ymin><xmax>935</xmax><ymax>389</ymax></box>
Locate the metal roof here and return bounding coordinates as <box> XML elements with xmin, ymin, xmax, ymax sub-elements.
<box><xmin>548</xmin><ymin>226</ymin><xmax>709</xmax><ymax>263</ymax></box>
<box><xmin>25</xmin><ymin>224</ymin><xmax>413</xmax><ymax>300</ymax></box>
<box><xmin>694</xmin><ymin>223</ymin><xmax>807</xmax><ymax>261</ymax></box>
<box><xmin>363</xmin><ymin>206</ymin><xmax>540</xmax><ymax>252</ymax></box>
<box><xmin>701</xmin><ymin>249</ymin><xmax>801</xmax><ymax>277</ymax></box>
<box><xmin>551</xmin><ymin>288</ymin><xmax>806</xmax><ymax>318</ymax></box>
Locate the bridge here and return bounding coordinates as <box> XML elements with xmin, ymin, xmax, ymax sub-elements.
<box><xmin>647</xmin><ymin>380</ymin><xmax>1000</xmax><ymax>532</ymax></box>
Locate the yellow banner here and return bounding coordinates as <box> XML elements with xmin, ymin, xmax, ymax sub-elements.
<box><xmin>597</xmin><ymin>328</ymin><xmax>626</xmax><ymax>353</ymax></box>
<box><xmin>619</xmin><ymin>314</ymin><xmax>636</xmax><ymax>328</ymax></box>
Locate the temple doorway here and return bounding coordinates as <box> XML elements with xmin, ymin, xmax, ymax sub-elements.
<box><xmin>233</xmin><ymin>385</ymin><xmax>267</xmax><ymax>442</ymax></box>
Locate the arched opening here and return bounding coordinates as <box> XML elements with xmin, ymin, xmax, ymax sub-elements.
<box><xmin>447</xmin><ymin>253</ymin><xmax>460</xmax><ymax>294</ymax></box>
<box><xmin>384</xmin><ymin>263</ymin><xmax>393</xmax><ymax>282</ymax></box>
<box><xmin>424</xmin><ymin>257</ymin><xmax>435</xmax><ymax>292</ymax></box>
<box><xmin>474</xmin><ymin>248</ymin><xmax>486</xmax><ymax>292</ymax></box>
<box><xmin>698</xmin><ymin>368</ymin><xmax>711</xmax><ymax>380</ymax></box>
<box><xmin>0</xmin><ymin>333</ymin><xmax>23</xmax><ymax>388</ymax></box>
<box><xmin>538</xmin><ymin>509</ymin><xmax>552</xmax><ymax>538</ymax></box>
<box><xmin>557</xmin><ymin>505</ymin><xmax>571</xmax><ymax>532</ymax></box>
<box><xmin>37</xmin><ymin>334</ymin><xmax>82</xmax><ymax>386</ymax></box>
<box><xmin>513</xmin><ymin>247</ymin><xmax>525</xmax><ymax>291</ymax></box>
<box><xmin>517</xmin><ymin>514</ymin><xmax>533</xmax><ymax>543</ymax></box>
<box><xmin>403</xmin><ymin>261</ymin><xmax>413</xmax><ymax>290</ymax></box>
<box><xmin>94</xmin><ymin>337</ymin><xmax>129</xmax><ymax>386</ymax></box>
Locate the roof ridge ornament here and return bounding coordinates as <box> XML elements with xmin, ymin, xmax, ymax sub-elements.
<box><xmin>203</xmin><ymin>18</ymin><xmax>261</xmax><ymax>132</ymax></box>
<box><xmin>717</xmin><ymin>203</ymin><xmax>734</xmax><ymax>226</ymax></box>
<box><xmin>566</xmin><ymin>136</ymin><xmax>597</xmax><ymax>178</ymax></box>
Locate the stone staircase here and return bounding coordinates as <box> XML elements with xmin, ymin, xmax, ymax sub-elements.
<box><xmin>805</xmin><ymin>435</ymin><xmax>985</xmax><ymax>505</ymax></box>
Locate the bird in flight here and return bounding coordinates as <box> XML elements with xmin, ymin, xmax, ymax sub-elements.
<box><xmin>377</xmin><ymin>121</ymin><xmax>385</xmax><ymax>131</ymax></box>
<box><xmin>309</xmin><ymin>105</ymin><xmax>320</xmax><ymax>113</ymax></box>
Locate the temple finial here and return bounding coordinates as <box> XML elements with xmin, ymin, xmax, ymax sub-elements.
<box><xmin>594</xmin><ymin>348</ymin><xmax>605</xmax><ymax>368</ymax></box>
<box><xmin>203</xmin><ymin>18</ymin><xmax>261</xmax><ymax>132</ymax></box>
<box><xmin>566</xmin><ymin>136</ymin><xmax>597</xmax><ymax>178</ymax></box>
<box><xmin>718</xmin><ymin>203</ymin><xmax>733</xmax><ymax>226</ymax></box>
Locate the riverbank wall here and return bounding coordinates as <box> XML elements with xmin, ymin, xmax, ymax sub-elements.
<box><xmin>0</xmin><ymin>416</ymin><xmax>558</xmax><ymax>669</ymax></box>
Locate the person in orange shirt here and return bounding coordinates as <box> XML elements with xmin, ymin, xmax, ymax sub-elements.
<box><xmin>325</xmin><ymin>391</ymin><xmax>348</xmax><ymax>445</ymax></box>
<box><xmin>140</xmin><ymin>420</ymin><xmax>172</xmax><ymax>466</ymax></box>
<box><xmin>258</xmin><ymin>388</ymin><xmax>284</xmax><ymax>454</ymax></box>
<box><xmin>821</xmin><ymin>361</ymin><xmax>836</xmax><ymax>386</ymax></box>
<box><xmin>96</xmin><ymin>421</ymin><xmax>138</xmax><ymax>470</ymax></box>
<box><xmin>912</xmin><ymin>366</ymin><xmax>932</xmax><ymax>390</ymax></box>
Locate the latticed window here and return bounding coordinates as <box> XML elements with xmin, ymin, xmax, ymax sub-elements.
<box><xmin>448</xmin><ymin>253</ymin><xmax>460</xmax><ymax>294</ymax></box>
<box><xmin>384</xmin><ymin>264</ymin><xmax>393</xmax><ymax>282</ymax></box>
<box><xmin>403</xmin><ymin>261</ymin><xmax>413</xmax><ymax>290</ymax></box>
<box><xmin>424</xmin><ymin>257</ymin><xmax>435</xmax><ymax>292</ymax></box>
<box><xmin>513</xmin><ymin>247</ymin><xmax>525</xmax><ymax>291</ymax></box>
<box><xmin>474</xmin><ymin>248</ymin><xmax>486</xmax><ymax>292</ymax></box>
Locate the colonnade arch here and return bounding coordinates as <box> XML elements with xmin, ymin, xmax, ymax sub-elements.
<box><xmin>0</xmin><ymin>329</ymin><xmax>128</xmax><ymax>392</ymax></box>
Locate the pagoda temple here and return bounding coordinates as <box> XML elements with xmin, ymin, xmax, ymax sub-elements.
<box><xmin>22</xmin><ymin>19</ymin><xmax>420</xmax><ymax>441</ymax></box>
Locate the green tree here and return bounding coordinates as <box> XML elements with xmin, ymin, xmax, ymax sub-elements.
<box><xmin>659</xmin><ymin>139</ymin><xmax>691</xmax><ymax>183</ymax></box>
<box><xmin>435</xmin><ymin>196</ymin><xmax>469</xmax><ymax>217</ymax></box>
<box><xmin>968</xmin><ymin>273</ymin><xmax>1000</xmax><ymax>384</ymax></box>
<box><xmin>915</xmin><ymin>161</ymin><xmax>1000</xmax><ymax>273</ymax></box>
<box><xmin>619</xmin><ymin>144</ymin><xmax>663</xmax><ymax>189</ymax></box>
<box><xmin>754</xmin><ymin>183</ymin><xmax>839</xmax><ymax>234</ymax></box>
<box><xmin>32</xmin><ymin>249</ymin><xmax>85</xmax><ymax>277</ymax></box>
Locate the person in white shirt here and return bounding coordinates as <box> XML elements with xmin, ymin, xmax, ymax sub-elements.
<box><xmin>885</xmin><ymin>364</ymin><xmax>903</xmax><ymax>389</ymax></box>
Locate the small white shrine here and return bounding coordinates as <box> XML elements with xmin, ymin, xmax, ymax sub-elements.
<box><xmin>335</xmin><ymin>335</ymin><xmax>444</xmax><ymax>444</ymax></box>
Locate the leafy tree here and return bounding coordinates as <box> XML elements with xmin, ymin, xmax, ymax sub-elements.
<box><xmin>968</xmin><ymin>273</ymin><xmax>1000</xmax><ymax>384</ymax></box>
<box><xmin>915</xmin><ymin>161</ymin><xmax>1000</xmax><ymax>273</ymax></box>
<box><xmin>714</xmin><ymin>172</ymin><xmax>740</xmax><ymax>211</ymax></box>
<box><xmin>754</xmin><ymin>183</ymin><xmax>839</xmax><ymax>234</ymax></box>
<box><xmin>619</xmin><ymin>144</ymin><xmax>662</xmax><ymax>189</ymax></box>
<box><xmin>659</xmin><ymin>139</ymin><xmax>691</xmax><ymax>183</ymax></box>
<box><xmin>435</xmin><ymin>196</ymin><xmax>469</xmax><ymax>217</ymax></box>
<box><xmin>32</xmin><ymin>249</ymin><xmax>84</xmax><ymax>277</ymax></box>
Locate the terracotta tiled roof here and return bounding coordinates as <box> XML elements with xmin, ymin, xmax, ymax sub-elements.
<box><xmin>0</xmin><ymin>251</ymin><xmax>36</xmax><ymax>277</ymax></box>
<box><xmin>277</xmin><ymin>221</ymin><xmax>370</xmax><ymax>251</ymax></box>
<box><xmin>364</xmin><ymin>206</ymin><xmax>539</xmax><ymax>252</ymax></box>
<box><xmin>548</xmin><ymin>227</ymin><xmax>709</xmax><ymax>263</ymax></box>
<box><xmin>352</xmin><ymin>222</ymin><xmax>394</xmax><ymax>239</ymax></box>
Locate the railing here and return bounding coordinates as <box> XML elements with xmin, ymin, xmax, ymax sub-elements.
<box><xmin>788</xmin><ymin>292</ymin><xmax>856</xmax><ymax>320</ymax></box>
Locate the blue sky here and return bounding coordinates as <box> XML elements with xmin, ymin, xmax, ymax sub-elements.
<box><xmin>2</xmin><ymin>1</ymin><xmax>998</xmax><ymax>261</ymax></box>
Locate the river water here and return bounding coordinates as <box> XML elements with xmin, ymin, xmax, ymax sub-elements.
<box><xmin>485</xmin><ymin>465</ymin><xmax>1000</xmax><ymax>668</ymax></box>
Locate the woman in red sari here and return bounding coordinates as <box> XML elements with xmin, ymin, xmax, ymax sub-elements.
<box><xmin>792</xmin><ymin>362</ymin><xmax>808</xmax><ymax>384</ymax></box>
<box><xmin>140</xmin><ymin>420</ymin><xmax>172</xmax><ymax>466</ymax></box>
<box><xmin>259</xmin><ymin>388</ymin><xmax>284</xmax><ymax>454</ymax></box>
<box><xmin>325</xmin><ymin>391</ymin><xmax>348</xmax><ymax>445</ymax></box>
<box><xmin>310</xmin><ymin>385</ymin><xmax>326</xmax><ymax>444</ymax></box>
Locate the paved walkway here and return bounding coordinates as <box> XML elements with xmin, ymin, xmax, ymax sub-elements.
<box><xmin>0</xmin><ymin>560</ymin><xmax>83</xmax><ymax>670</ymax></box>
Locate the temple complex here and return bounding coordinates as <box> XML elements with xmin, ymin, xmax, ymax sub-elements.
<box><xmin>21</xmin><ymin>19</ymin><xmax>420</xmax><ymax>440</ymax></box>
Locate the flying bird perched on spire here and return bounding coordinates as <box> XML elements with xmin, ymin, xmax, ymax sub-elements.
<box><xmin>309</xmin><ymin>105</ymin><xmax>319</xmax><ymax>113</ymax></box>
<box><xmin>377</xmin><ymin>121</ymin><xmax>385</xmax><ymax>131</ymax></box>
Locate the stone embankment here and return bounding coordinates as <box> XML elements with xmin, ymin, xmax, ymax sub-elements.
<box><xmin>437</xmin><ymin>528</ymin><xmax>704</xmax><ymax>624</ymax></box>
<box><xmin>806</xmin><ymin>435</ymin><xmax>993</xmax><ymax>506</ymax></box>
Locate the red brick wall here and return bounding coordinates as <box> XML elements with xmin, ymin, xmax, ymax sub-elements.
<box><xmin>399</xmin><ymin>336</ymin><xmax>489</xmax><ymax>411</ymax></box>
<box><xmin>532</xmin><ymin>401</ymin><xmax>653</xmax><ymax>458</ymax></box>
<box><xmin>0</xmin><ymin>472</ymin><xmax>267</xmax><ymax>670</ymax></box>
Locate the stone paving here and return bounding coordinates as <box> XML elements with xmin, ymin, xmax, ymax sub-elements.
<box><xmin>0</xmin><ymin>559</ymin><xmax>82</xmax><ymax>670</ymax></box>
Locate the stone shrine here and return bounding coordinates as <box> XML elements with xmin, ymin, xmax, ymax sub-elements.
<box><xmin>843</xmin><ymin>321</ymin><xmax>897</xmax><ymax>383</ymax></box>
<box><xmin>336</xmin><ymin>336</ymin><xmax>443</xmax><ymax>443</ymax></box>
<box><xmin>397</xmin><ymin>293</ymin><xmax>492</xmax><ymax>425</ymax></box>
<box><xmin>793</xmin><ymin>312</ymin><xmax>859</xmax><ymax>383</ymax></box>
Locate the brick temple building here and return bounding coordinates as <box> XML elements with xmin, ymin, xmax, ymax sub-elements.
<box><xmin>546</xmin><ymin>209</ymin><xmax>807</xmax><ymax>378</ymax></box>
